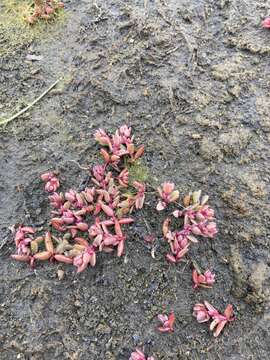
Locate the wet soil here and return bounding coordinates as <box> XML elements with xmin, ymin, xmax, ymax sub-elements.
<box><xmin>0</xmin><ymin>0</ymin><xmax>270</xmax><ymax>359</ymax></box>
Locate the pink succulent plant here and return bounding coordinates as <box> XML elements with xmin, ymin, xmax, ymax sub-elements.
<box><xmin>92</xmin><ymin>165</ymin><xmax>107</xmax><ymax>185</ymax></box>
<box><xmin>11</xmin><ymin>125</ymin><xmax>233</xmax><ymax>347</ymax></box>
<box><xmin>262</xmin><ymin>17</ymin><xmax>270</xmax><ymax>28</ymax></box>
<box><xmin>193</xmin><ymin>303</ymin><xmax>210</xmax><ymax>323</ymax></box>
<box><xmin>193</xmin><ymin>301</ymin><xmax>235</xmax><ymax>337</ymax></box>
<box><xmin>94</xmin><ymin>125</ymin><xmax>144</xmax><ymax>166</ymax></box>
<box><xmin>119</xmin><ymin>124</ymin><xmax>132</xmax><ymax>138</ymax></box>
<box><xmin>14</xmin><ymin>226</ymin><xmax>35</xmax><ymax>244</ymax></box>
<box><xmin>191</xmin><ymin>222</ymin><xmax>217</xmax><ymax>238</ymax></box>
<box><xmin>157</xmin><ymin>312</ymin><xmax>175</xmax><ymax>333</ymax></box>
<box><xmin>204</xmin><ymin>301</ymin><xmax>235</xmax><ymax>337</ymax></box>
<box><xmin>12</xmin><ymin>126</ymin><xmax>146</xmax><ymax>272</ymax></box>
<box><xmin>133</xmin><ymin>181</ymin><xmax>146</xmax><ymax>209</ymax></box>
<box><xmin>27</xmin><ymin>1</ymin><xmax>64</xmax><ymax>24</ymax></box>
<box><xmin>192</xmin><ymin>269</ymin><xmax>215</xmax><ymax>289</ymax></box>
<box><xmin>41</xmin><ymin>172</ymin><xmax>60</xmax><ymax>193</ymax></box>
<box><xmin>94</xmin><ymin>128</ymin><xmax>112</xmax><ymax>147</ymax></box>
<box><xmin>49</xmin><ymin>192</ymin><xmax>64</xmax><ymax>209</ymax></box>
<box><xmin>129</xmin><ymin>349</ymin><xmax>154</xmax><ymax>360</ymax></box>
<box><xmin>73</xmin><ymin>246</ymin><xmax>96</xmax><ymax>273</ymax></box>
<box><xmin>159</xmin><ymin>190</ymin><xmax>217</xmax><ymax>264</ymax></box>
<box><xmin>144</xmin><ymin>233</ymin><xmax>156</xmax><ymax>243</ymax></box>
<box><xmin>118</xmin><ymin>168</ymin><xmax>129</xmax><ymax>187</ymax></box>
<box><xmin>156</xmin><ymin>182</ymin><xmax>179</xmax><ymax>211</ymax></box>
<box><xmin>45</xmin><ymin>177</ymin><xmax>60</xmax><ymax>192</ymax></box>
<box><xmin>13</xmin><ymin>226</ymin><xmax>35</xmax><ymax>257</ymax></box>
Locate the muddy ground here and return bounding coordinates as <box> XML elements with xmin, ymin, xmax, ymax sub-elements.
<box><xmin>0</xmin><ymin>0</ymin><xmax>270</xmax><ymax>359</ymax></box>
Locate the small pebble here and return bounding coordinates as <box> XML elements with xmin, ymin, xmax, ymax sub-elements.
<box><xmin>57</xmin><ymin>269</ymin><xmax>65</xmax><ymax>280</ymax></box>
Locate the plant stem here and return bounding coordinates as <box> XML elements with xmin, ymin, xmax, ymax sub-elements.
<box><xmin>0</xmin><ymin>79</ymin><xmax>60</xmax><ymax>127</ymax></box>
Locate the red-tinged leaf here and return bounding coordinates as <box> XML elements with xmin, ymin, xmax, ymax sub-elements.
<box><xmin>70</xmin><ymin>228</ymin><xmax>78</xmax><ymax>238</ymax></box>
<box><xmin>100</xmin><ymin>203</ymin><xmax>114</xmax><ymax>217</ymax></box>
<box><xmin>84</xmin><ymin>205</ymin><xmax>94</xmax><ymax>213</ymax></box>
<box><xmin>10</xmin><ymin>254</ymin><xmax>30</xmax><ymax>262</ymax></box>
<box><xmin>117</xmin><ymin>240</ymin><xmax>124</xmax><ymax>257</ymax></box>
<box><xmin>198</xmin><ymin>274</ymin><xmax>206</xmax><ymax>283</ymax></box>
<box><xmin>45</xmin><ymin>231</ymin><xmax>54</xmax><ymax>253</ymax></box>
<box><xmin>76</xmin><ymin>262</ymin><xmax>88</xmax><ymax>273</ymax></box>
<box><xmin>166</xmin><ymin>253</ymin><xmax>176</xmax><ymax>263</ymax></box>
<box><xmin>262</xmin><ymin>17</ymin><xmax>270</xmax><ymax>28</ymax></box>
<box><xmin>213</xmin><ymin>320</ymin><xmax>227</xmax><ymax>337</ymax></box>
<box><xmin>54</xmin><ymin>254</ymin><xmax>73</xmax><ymax>264</ymax></box>
<box><xmin>101</xmin><ymin>220</ymin><xmax>114</xmax><ymax>226</ymax></box>
<box><xmin>62</xmin><ymin>217</ymin><xmax>75</xmax><ymax>225</ymax></box>
<box><xmin>144</xmin><ymin>234</ymin><xmax>156</xmax><ymax>243</ymax></box>
<box><xmin>21</xmin><ymin>226</ymin><xmax>35</xmax><ymax>234</ymax></box>
<box><xmin>76</xmin><ymin>222</ymin><xmax>89</xmax><ymax>232</ymax></box>
<box><xmin>176</xmin><ymin>245</ymin><xmax>189</xmax><ymax>260</ymax></box>
<box><xmin>93</xmin><ymin>234</ymin><xmax>103</xmax><ymax>247</ymax></box>
<box><xmin>90</xmin><ymin>253</ymin><xmax>96</xmax><ymax>267</ymax></box>
<box><xmin>192</xmin><ymin>269</ymin><xmax>199</xmax><ymax>286</ymax></box>
<box><xmin>114</xmin><ymin>219</ymin><xmax>123</xmax><ymax>236</ymax></box>
<box><xmin>100</xmin><ymin>148</ymin><xmax>110</xmax><ymax>163</ymax></box>
<box><xmin>74</xmin><ymin>209</ymin><xmax>87</xmax><ymax>216</ymax></box>
<box><xmin>119</xmin><ymin>218</ymin><xmax>134</xmax><ymax>224</ymax></box>
<box><xmin>162</xmin><ymin>218</ymin><xmax>171</xmax><ymax>238</ymax></box>
<box><xmin>34</xmin><ymin>251</ymin><xmax>51</xmax><ymax>261</ymax></box>
<box><xmin>41</xmin><ymin>172</ymin><xmax>53</xmax><ymax>182</ymax></box>
<box><xmin>94</xmin><ymin>203</ymin><xmax>102</xmax><ymax>216</ymax></box>
<box><xmin>135</xmin><ymin>195</ymin><xmax>145</xmax><ymax>209</ymax></box>
<box><xmin>158</xmin><ymin>326</ymin><xmax>171</xmax><ymax>333</ymax></box>
<box><xmin>134</xmin><ymin>145</ymin><xmax>144</xmax><ymax>160</ymax></box>
<box><xmin>74</xmin><ymin>237</ymin><xmax>89</xmax><ymax>248</ymax></box>
<box><xmin>51</xmin><ymin>218</ymin><xmax>65</xmax><ymax>231</ymax></box>
<box><xmin>168</xmin><ymin>312</ymin><xmax>175</xmax><ymax>330</ymax></box>
<box><xmin>204</xmin><ymin>301</ymin><xmax>219</xmax><ymax>315</ymax></box>
<box><xmin>172</xmin><ymin>210</ymin><xmax>181</xmax><ymax>218</ymax></box>
<box><xmin>224</xmin><ymin>304</ymin><xmax>234</xmax><ymax>320</ymax></box>
<box><xmin>158</xmin><ymin>314</ymin><xmax>168</xmax><ymax>323</ymax></box>
<box><xmin>127</xmin><ymin>143</ymin><xmax>135</xmax><ymax>155</ymax></box>
<box><xmin>103</xmin><ymin>190</ymin><xmax>110</xmax><ymax>203</ymax></box>
<box><xmin>111</xmin><ymin>154</ymin><xmax>120</xmax><ymax>162</ymax></box>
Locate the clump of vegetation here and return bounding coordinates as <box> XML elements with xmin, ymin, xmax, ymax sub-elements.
<box><xmin>0</xmin><ymin>0</ymin><xmax>65</xmax><ymax>55</ymax></box>
<box><xmin>27</xmin><ymin>0</ymin><xmax>64</xmax><ymax>24</ymax></box>
<box><xmin>11</xmin><ymin>125</ymin><xmax>146</xmax><ymax>271</ymax></box>
<box><xmin>10</xmin><ymin>125</ymin><xmax>235</xmax><ymax>343</ymax></box>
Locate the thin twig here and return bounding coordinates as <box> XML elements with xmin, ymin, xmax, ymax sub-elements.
<box><xmin>188</xmin><ymin>256</ymin><xmax>202</xmax><ymax>274</ymax></box>
<box><xmin>0</xmin><ymin>79</ymin><xmax>60</xmax><ymax>127</ymax></box>
<box><xmin>0</xmin><ymin>236</ymin><xmax>9</xmax><ymax>250</ymax></box>
<box><xmin>142</xmin><ymin>216</ymin><xmax>152</xmax><ymax>233</ymax></box>
<box><xmin>165</xmin><ymin>46</ymin><xmax>179</xmax><ymax>55</ymax></box>
<box><xmin>65</xmin><ymin>160</ymin><xmax>89</xmax><ymax>171</ymax></box>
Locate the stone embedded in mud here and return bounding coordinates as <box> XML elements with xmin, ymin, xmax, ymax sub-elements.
<box><xmin>57</xmin><ymin>269</ymin><xmax>65</xmax><ymax>280</ymax></box>
<box><xmin>245</xmin><ymin>262</ymin><xmax>270</xmax><ymax>307</ymax></box>
<box><xmin>200</xmin><ymin>137</ymin><xmax>223</xmax><ymax>161</ymax></box>
<box><xmin>256</xmin><ymin>95</ymin><xmax>270</xmax><ymax>132</ymax></box>
<box><xmin>218</xmin><ymin>128</ymin><xmax>252</xmax><ymax>156</ymax></box>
